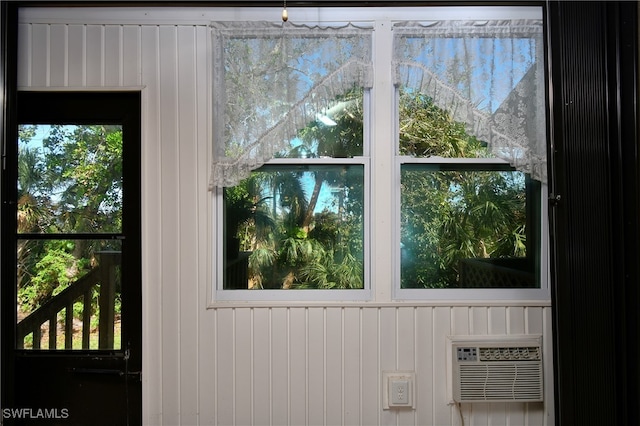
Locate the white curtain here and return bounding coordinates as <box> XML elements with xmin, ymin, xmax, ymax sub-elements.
<box><xmin>393</xmin><ymin>20</ymin><xmax>546</xmax><ymax>182</ymax></box>
<box><xmin>210</xmin><ymin>21</ymin><xmax>373</xmax><ymax>188</ymax></box>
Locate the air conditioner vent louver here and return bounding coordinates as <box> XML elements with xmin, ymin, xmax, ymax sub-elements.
<box><xmin>451</xmin><ymin>337</ymin><xmax>543</xmax><ymax>403</ymax></box>
<box><xmin>478</xmin><ymin>347</ymin><xmax>541</xmax><ymax>362</ymax></box>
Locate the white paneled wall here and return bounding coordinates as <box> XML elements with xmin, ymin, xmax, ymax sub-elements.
<box><xmin>203</xmin><ymin>306</ymin><xmax>553</xmax><ymax>426</ymax></box>
<box><xmin>18</xmin><ymin>10</ymin><xmax>554</xmax><ymax>426</ymax></box>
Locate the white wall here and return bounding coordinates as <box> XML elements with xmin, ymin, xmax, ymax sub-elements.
<box><xmin>18</xmin><ymin>7</ymin><xmax>554</xmax><ymax>425</ymax></box>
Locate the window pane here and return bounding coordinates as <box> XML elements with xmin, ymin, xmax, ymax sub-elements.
<box><xmin>224</xmin><ymin>164</ymin><xmax>364</xmax><ymax>289</ymax></box>
<box><xmin>395</xmin><ymin>21</ymin><xmax>546</xmax><ymax>171</ymax></box>
<box><xmin>401</xmin><ymin>166</ymin><xmax>538</xmax><ymax>289</ymax></box>
<box><xmin>210</xmin><ymin>22</ymin><xmax>373</xmax><ymax>188</ymax></box>
<box><xmin>275</xmin><ymin>91</ymin><xmax>364</xmax><ymax>159</ymax></box>
<box><xmin>18</xmin><ymin>124</ymin><xmax>123</xmax><ymax>234</ymax></box>
<box><xmin>398</xmin><ymin>90</ymin><xmax>493</xmax><ymax>158</ymax></box>
<box><xmin>16</xmin><ymin>239</ymin><xmax>122</xmax><ymax>350</ymax></box>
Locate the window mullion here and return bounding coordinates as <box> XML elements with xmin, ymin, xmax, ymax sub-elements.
<box><xmin>370</xmin><ymin>19</ymin><xmax>395</xmax><ymax>302</ymax></box>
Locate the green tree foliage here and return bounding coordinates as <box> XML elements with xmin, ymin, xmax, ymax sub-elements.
<box><xmin>228</xmin><ymin>88</ymin><xmax>529</xmax><ymax>290</ymax></box>
<box><xmin>401</xmin><ymin>169</ymin><xmax>527</xmax><ymax>288</ymax></box>
<box><xmin>399</xmin><ymin>93</ymin><xmax>486</xmax><ymax>158</ymax></box>
<box><xmin>398</xmin><ymin>90</ymin><xmax>529</xmax><ymax>288</ymax></box>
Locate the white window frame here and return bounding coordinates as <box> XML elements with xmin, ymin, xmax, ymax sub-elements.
<box><xmin>209</xmin><ymin>5</ymin><xmax>549</xmax><ymax>304</ymax></box>
<box><xmin>392</xmin><ymin>157</ymin><xmax>550</xmax><ymax>302</ymax></box>
<box><xmin>212</xmin><ymin>87</ymin><xmax>373</xmax><ymax>303</ymax></box>
<box><xmin>213</xmin><ymin>157</ymin><xmax>372</xmax><ymax>303</ymax></box>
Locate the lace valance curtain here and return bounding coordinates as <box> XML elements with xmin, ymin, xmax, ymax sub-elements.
<box><xmin>393</xmin><ymin>20</ymin><xmax>547</xmax><ymax>182</ymax></box>
<box><xmin>210</xmin><ymin>21</ymin><xmax>373</xmax><ymax>188</ymax></box>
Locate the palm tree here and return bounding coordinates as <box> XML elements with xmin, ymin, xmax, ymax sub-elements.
<box><xmin>16</xmin><ymin>144</ymin><xmax>52</xmax><ymax>308</ymax></box>
<box><xmin>230</xmin><ymin>89</ymin><xmax>386</xmax><ymax>290</ymax></box>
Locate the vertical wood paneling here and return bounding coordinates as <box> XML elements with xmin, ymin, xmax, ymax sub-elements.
<box><xmin>176</xmin><ymin>24</ymin><xmax>200</xmax><ymax>426</ymax></box>
<box><xmin>157</xmin><ymin>23</ymin><xmax>182</xmax><ymax>426</ymax></box>
<box><xmin>471</xmin><ymin>306</ymin><xmax>489</xmax><ymax>335</ymax></box>
<box><xmin>85</xmin><ymin>25</ymin><xmax>103</xmax><ymax>86</ymax></box>
<box><xmin>67</xmin><ymin>24</ymin><xmax>85</xmax><ymax>86</ymax></box>
<box><xmin>104</xmin><ymin>25</ymin><xmax>121</xmax><ymax>86</ymax></box>
<box><xmin>451</xmin><ymin>306</ymin><xmax>470</xmax><ymax>335</ymax></box>
<box><xmin>379</xmin><ymin>307</ymin><xmax>397</xmax><ymax>426</ymax></box>
<box><xmin>288</xmin><ymin>308</ymin><xmax>308</xmax><ymax>425</ymax></box>
<box><xmin>198</xmin><ymin>308</ymin><xmax>216</xmax><ymax>426</ymax></box>
<box><xmin>307</xmin><ymin>308</ymin><xmax>325</xmax><ymax>426</ymax></box>
<box><xmin>48</xmin><ymin>24</ymin><xmax>66</xmax><ymax>86</ymax></box>
<box><xmin>30</xmin><ymin>24</ymin><xmax>48</xmax><ymax>86</ymax></box>
<box><xmin>122</xmin><ymin>26</ymin><xmax>141</xmax><ymax>86</ymax></box>
<box><xmin>139</xmin><ymin>23</ymin><xmax>163</xmax><ymax>426</ymax></box>
<box><xmin>215</xmin><ymin>309</ymin><xmax>235</xmax><ymax>426</ymax></box>
<box><xmin>252</xmin><ymin>308</ymin><xmax>271</xmax><ymax>426</ymax></box>
<box><xmin>397</xmin><ymin>308</ymin><xmax>416</xmax><ymax>425</ymax></box>
<box><xmin>195</xmin><ymin>24</ymin><xmax>214</xmax><ymax>426</ymax></box>
<box><xmin>343</xmin><ymin>308</ymin><xmax>361</xmax><ymax>426</ymax></box>
<box><xmin>325</xmin><ymin>308</ymin><xmax>343</xmax><ymax>426</ymax></box>
<box><xmin>17</xmin><ymin>23</ymin><xmax>30</xmax><ymax>86</ymax></box>
<box><xmin>526</xmin><ymin>307</ymin><xmax>544</xmax><ymax>335</ymax></box>
<box><xmin>488</xmin><ymin>306</ymin><xmax>508</xmax><ymax>334</ymax></box>
<box><xmin>415</xmin><ymin>307</ymin><xmax>434</xmax><ymax>426</ymax></box>
<box><xmin>18</xmin><ymin>18</ymin><xmax>554</xmax><ymax>425</ymax></box>
<box><xmin>432</xmin><ymin>307</ymin><xmax>453</xmax><ymax>426</ymax></box>
<box><xmin>397</xmin><ymin>308</ymin><xmax>415</xmax><ymax>370</ymax></box>
<box><xmin>270</xmin><ymin>308</ymin><xmax>289</xmax><ymax>426</ymax></box>
<box><xmin>234</xmin><ymin>308</ymin><xmax>252</xmax><ymax>426</ymax></box>
<box><xmin>507</xmin><ymin>306</ymin><xmax>526</xmax><ymax>334</ymax></box>
<box><xmin>360</xmin><ymin>307</ymin><xmax>380</xmax><ymax>426</ymax></box>
<box><xmin>139</xmin><ymin>27</ymin><xmax>163</xmax><ymax>424</ymax></box>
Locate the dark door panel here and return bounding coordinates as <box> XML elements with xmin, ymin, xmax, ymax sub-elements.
<box><xmin>2</xmin><ymin>92</ymin><xmax>141</xmax><ymax>425</ymax></box>
<box><xmin>14</xmin><ymin>353</ymin><xmax>140</xmax><ymax>426</ymax></box>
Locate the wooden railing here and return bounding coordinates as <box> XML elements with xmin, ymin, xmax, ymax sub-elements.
<box><xmin>16</xmin><ymin>251</ymin><xmax>121</xmax><ymax>350</ymax></box>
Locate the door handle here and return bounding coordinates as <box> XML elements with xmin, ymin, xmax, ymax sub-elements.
<box><xmin>70</xmin><ymin>367</ymin><xmax>141</xmax><ymax>379</ymax></box>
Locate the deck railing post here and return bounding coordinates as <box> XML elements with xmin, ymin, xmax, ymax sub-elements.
<box><xmin>65</xmin><ymin>301</ymin><xmax>73</xmax><ymax>349</ymax></box>
<box><xmin>82</xmin><ymin>289</ymin><xmax>92</xmax><ymax>349</ymax></box>
<box><xmin>97</xmin><ymin>251</ymin><xmax>119</xmax><ymax>349</ymax></box>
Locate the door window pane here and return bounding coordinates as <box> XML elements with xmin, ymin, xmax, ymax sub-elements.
<box><xmin>16</xmin><ymin>123</ymin><xmax>125</xmax><ymax>350</ymax></box>
<box><xmin>18</xmin><ymin>124</ymin><xmax>123</xmax><ymax>234</ymax></box>
<box><xmin>16</xmin><ymin>239</ymin><xmax>122</xmax><ymax>350</ymax></box>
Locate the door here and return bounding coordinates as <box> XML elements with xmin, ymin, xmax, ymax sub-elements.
<box><xmin>1</xmin><ymin>92</ymin><xmax>142</xmax><ymax>425</ymax></box>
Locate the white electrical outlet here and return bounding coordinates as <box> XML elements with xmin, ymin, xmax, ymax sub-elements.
<box><xmin>390</xmin><ymin>379</ymin><xmax>410</xmax><ymax>405</ymax></box>
<box><xmin>382</xmin><ymin>371</ymin><xmax>416</xmax><ymax>409</ymax></box>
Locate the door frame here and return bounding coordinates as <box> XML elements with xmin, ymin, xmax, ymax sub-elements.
<box><xmin>1</xmin><ymin>90</ymin><xmax>143</xmax><ymax>424</ymax></box>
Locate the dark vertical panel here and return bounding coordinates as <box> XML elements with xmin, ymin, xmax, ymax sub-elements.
<box><xmin>549</xmin><ymin>0</ymin><xmax>615</xmax><ymax>423</ymax></box>
<box><xmin>610</xmin><ymin>3</ymin><xmax>640</xmax><ymax>425</ymax></box>
<box><xmin>549</xmin><ymin>1</ymin><xmax>639</xmax><ymax>424</ymax></box>
<box><xmin>0</xmin><ymin>1</ymin><xmax>19</xmax><ymax>414</ymax></box>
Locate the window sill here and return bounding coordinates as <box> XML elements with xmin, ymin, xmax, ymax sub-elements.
<box><xmin>206</xmin><ymin>294</ymin><xmax>551</xmax><ymax>309</ymax></box>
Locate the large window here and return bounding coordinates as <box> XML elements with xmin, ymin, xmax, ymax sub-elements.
<box><xmin>393</xmin><ymin>17</ymin><xmax>546</xmax><ymax>299</ymax></box>
<box><xmin>212</xmin><ymin>18</ymin><xmax>372</xmax><ymax>301</ymax></box>
<box><xmin>211</xmin><ymin>6</ymin><xmax>548</xmax><ymax>302</ymax></box>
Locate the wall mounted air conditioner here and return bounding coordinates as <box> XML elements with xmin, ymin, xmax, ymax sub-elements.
<box><xmin>448</xmin><ymin>335</ymin><xmax>543</xmax><ymax>403</ymax></box>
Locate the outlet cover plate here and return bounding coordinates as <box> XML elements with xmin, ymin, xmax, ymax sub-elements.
<box><xmin>382</xmin><ymin>371</ymin><xmax>416</xmax><ymax>410</ymax></box>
